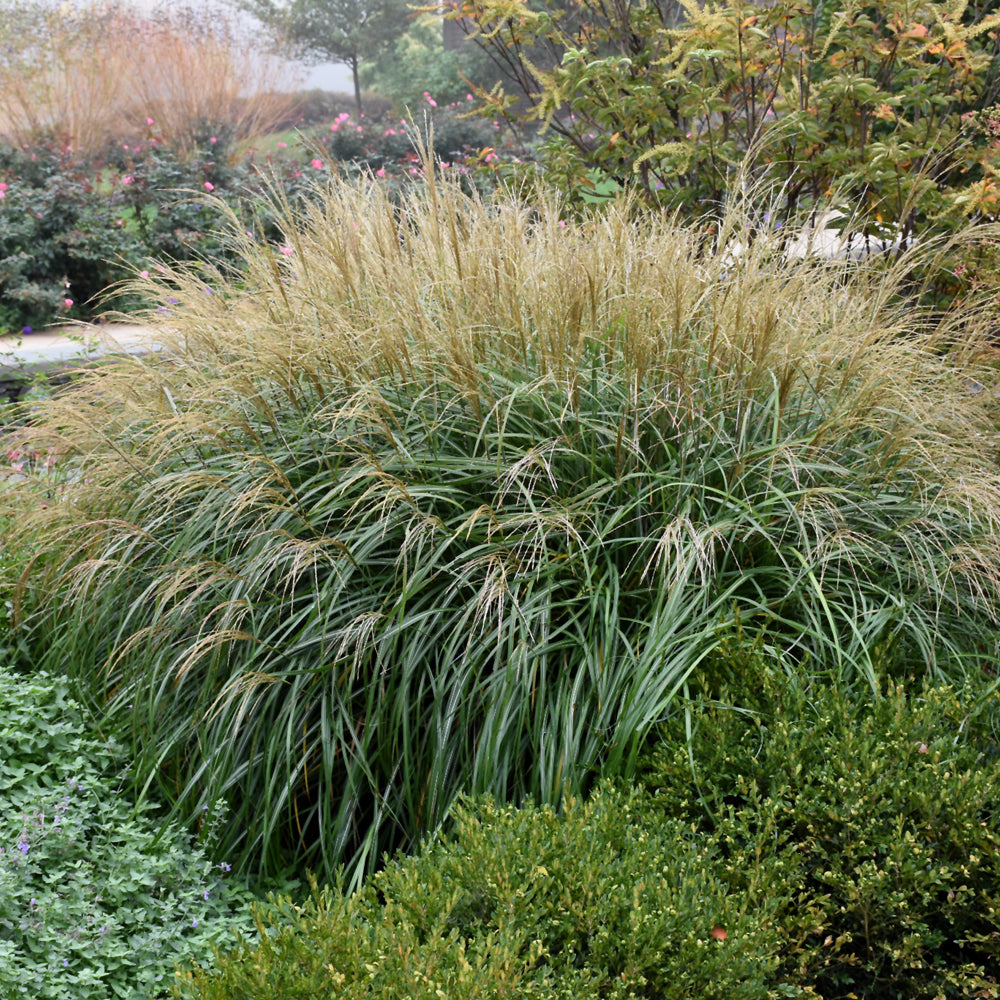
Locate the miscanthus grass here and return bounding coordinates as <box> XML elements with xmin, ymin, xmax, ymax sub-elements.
<box><xmin>7</xmin><ymin>170</ymin><xmax>1000</xmax><ymax>885</ymax></box>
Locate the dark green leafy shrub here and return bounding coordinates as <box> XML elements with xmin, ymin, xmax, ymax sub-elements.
<box><xmin>0</xmin><ymin>665</ymin><xmax>258</xmax><ymax>1000</ymax></box>
<box><xmin>641</xmin><ymin>660</ymin><xmax>1000</xmax><ymax>999</ymax></box>
<box><xmin>0</xmin><ymin>121</ymin><xmax>523</xmax><ymax>333</ymax></box>
<box><xmin>172</xmin><ymin>785</ymin><xmax>802</xmax><ymax>1000</ymax></box>
<box><xmin>283</xmin><ymin>89</ymin><xmax>394</xmax><ymax>128</ymax></box>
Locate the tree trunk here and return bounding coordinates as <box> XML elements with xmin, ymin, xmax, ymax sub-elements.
<box><xmin>351</xmin><ymin>56</ymin><xmax>363</xmax><ymax>117</ymax></box>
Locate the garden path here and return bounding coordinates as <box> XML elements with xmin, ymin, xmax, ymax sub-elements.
<box><xmin>0</xmin><ymin>323</ymin><xmax>163</xmax><ymax>403</ymax></box>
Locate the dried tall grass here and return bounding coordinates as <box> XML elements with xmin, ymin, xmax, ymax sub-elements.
<box><xmin>8</xmin><ymin>170</ymin><xmax>1000</xmax><ymax>883</ymax></box>
<box><xmin>0</xmin><ymin>1</ymin><xmax>300</xmax><ymax>153</ymax></box>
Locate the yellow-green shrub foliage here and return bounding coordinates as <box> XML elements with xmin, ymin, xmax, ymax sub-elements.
<box><xmin>453</xmin><ymin>0</ymin><xmax>1000</xmax><ymax>230</ymax></box>
<box><xmin>173</xmin><ymin>786</ymin><xmax>801</xmax><ymax>999</ymax></box>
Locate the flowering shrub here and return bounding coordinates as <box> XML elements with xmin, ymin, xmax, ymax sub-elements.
<box><xmin>0</xmin><ymin>665</ymin><xmax>260</xmax><ymax>1000</ymax></box>
<box><xmin>0</xmin><ymin>104</ymin><xmax>529</xmax><ymax>334</ymax></box>
<box><xmin>298</xmin><ymin>103</ymin><xmax>529</xmax><ymax>184</ymax></box>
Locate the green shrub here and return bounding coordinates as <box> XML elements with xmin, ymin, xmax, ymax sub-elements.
<box><xmin>172</xmin><ymin>785</ymin><xmax>802</xmax><ymax>1000</ymax></box>
<box><xmin>7</xmin><ymin>174</ymin><xmax>1000</xmax><ymax>885</ymax></box>
<box><xmin>454</xmin><ymin>0</ymin><xmax>1000</xmax><ymax>231</ymax></box>
<box><xmin>358</xmin><ymin>14</ymin><xmax>506</xmax><ymax>111</ymax></box>
<box><xmin>284</xmin><ymin>88</ymin><xmax>394</xmax><ymax>128</ymax></box>
<box><xmin>641</xmin><ymin>659</ymin><xmax>1000</xmax><ymax>999</ymax></box>
<box><xmin>0</xmin><ymin>121</ymin><xmax>521</xmax><ymax>333</ymax></box>
<box><xmin>0</xmin><ymin>665</ymin><xmax>259</xmax><ymax>1000</ymax></box>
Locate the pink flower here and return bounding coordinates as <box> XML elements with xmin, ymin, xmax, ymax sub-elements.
<box><xmin>203</xmin><ymin>181</ymin><xmax>215</xmax><ymax>191</ymax></box>
<box><xmin>467</xmin><ymin>93</ymin><xmax>474</xmax><ymax>101</ymax></box>
<box><xmin>122</xmin><ymin>175</ymin><xmax>134</xmax><ymax>185</ymax></box>
<box><xmin>140</xmin><ymin>270</ymin><xmax>149</xmax><ymax>278</ymax></box>
<box><xmin>376</xmin><ymin>167</ymin><xmax>385</xmax><ymax>177</ymax></box>
<box><xmin>423</xmin><ymin>91</ymin><xmax>437</xmax><ymax>107</ymax></box>
<box><xmin>277</xmin><ymin>141</ymin><xmax>287</xmax><ymax>148</ymax></box>
<box><xmin>210</xmin><ymin>136</ymin><xmax>217</xmax><ymax>143</ymax></box>
<box><xmin>311</xmin><ymin>158</ymin><xmax>322</xmax><ymax>169</ymax></box>
<box><xmin>280</xmin><ymin>245</ymin><xmax>294</xmax><ymax>255</ymax></box>
<box><xmin>146</xmin><ymin>117</ymin><xmax>154</xmax><ymax>126</ymax></box>
<box><xmin>63</xmin><ymin>298</ymin><xmax>73</xmax><ymax>308</ymax></box>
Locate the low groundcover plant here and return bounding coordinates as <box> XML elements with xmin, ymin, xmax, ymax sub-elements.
<box><xmin>0</xmin><ymin>665</ymin><xmax>258</xmax><ymax>1000</ymax></box>
<box><xmin>6</xmin><ymin>170</ymin><xmax>1000</xmax><ymax>887</ymax></box>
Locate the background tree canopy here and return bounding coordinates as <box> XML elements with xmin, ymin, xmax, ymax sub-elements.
<box><xmin>236</xmin><ymin>0</ymin><xmax>412</xmax><ymax>112</ymax></box>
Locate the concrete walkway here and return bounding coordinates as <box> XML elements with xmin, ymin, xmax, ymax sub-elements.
<box><xmin>0</xmin><ymin>323</ymin><xmax>161</xmax><ymax>368</ymax></box>
<box><xmin>0</xmin><ymin>323</ymin><xmax>163</xmax><ymax>400</ymax></box>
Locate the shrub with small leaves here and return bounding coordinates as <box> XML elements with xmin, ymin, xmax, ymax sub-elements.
<box><xmin>173</xmin><ymin>785</ymin><xmax>803</xmax><ymax>1000</ymax></box>
<box><xmin>640</xmin><ymin>657</ymin><xmax>1000</xmax><ymax>1000</ymax></box>
<box><xmin>0</xmin><ymin>665</ymin><xmax>258</xmax><ymax>1000</ymax></box>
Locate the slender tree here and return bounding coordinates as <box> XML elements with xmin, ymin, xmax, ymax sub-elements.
<box><xmin>238</xmin><ymin>0</ymin><xmax>410</xmax><ymax>114</ymax></box>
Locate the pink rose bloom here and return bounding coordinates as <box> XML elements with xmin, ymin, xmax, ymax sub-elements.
<box><xmin>311</xmin><ymin>158</ymin><xmax>322</xmax><ymax>169</ymax></box>
<box><xmin>63</xmin><ymin>298</ymin><xmax>73</xmax><ymax>308</ymax></box>
<box><xmin>203</xmin><ymin>181</ymin><xmax>215</xmax><ymax>191</ymax></box>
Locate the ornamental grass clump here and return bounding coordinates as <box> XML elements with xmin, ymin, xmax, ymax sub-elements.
<box><xmin>7</xmin><ymin>169</ymin><xmax>1000</xmax><ymax>883</ymax></box>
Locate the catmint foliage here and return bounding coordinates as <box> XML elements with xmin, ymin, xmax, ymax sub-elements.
<box><xmin>0</xmin><ymin>666</ymin><xmax>258</xmax><ymax>1000</ymax></box>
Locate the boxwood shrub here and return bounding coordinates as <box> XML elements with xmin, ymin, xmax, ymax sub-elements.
<box><xmin>172</xmin><ymin>785</ymin><xmax>804</xmax><ymax>999</ymax></box>
<box><xmin>641</xmin><ymin>659</ymin><xmax>1000</xmax><ymax>999</ymax></box>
